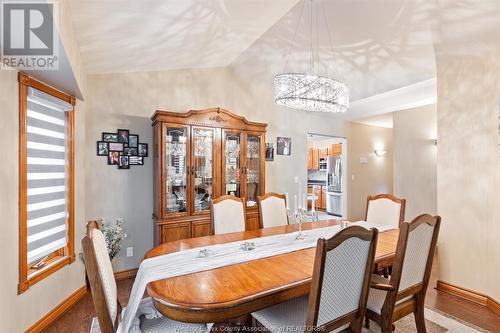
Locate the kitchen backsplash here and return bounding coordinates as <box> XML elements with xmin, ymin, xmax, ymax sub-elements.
<box><xmin>307</xmin><ymin>169</ymin><xmax>326</xmax><ymax>182</ymax></box>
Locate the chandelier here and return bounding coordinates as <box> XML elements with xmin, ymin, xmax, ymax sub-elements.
<box><xmin>274</xmin><ymin>0</ymin><xmax>349</xmax><ymax>113</ymax></box>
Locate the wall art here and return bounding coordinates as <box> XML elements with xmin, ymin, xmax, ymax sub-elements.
<box><xmin>98</xmin><ymin>130</ymin><xmax>148</xmax><ymax>169</ymax></box>
<box><xmin>276</xmin><ymin>137</ymin><xmax>291</xmax><ymax>156</ymax></box>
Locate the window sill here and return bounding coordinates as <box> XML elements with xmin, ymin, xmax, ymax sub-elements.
<box><xmin>18</xmin><ymin>254</ymin><xmax>75</xmax><ymax>294</ymax></box>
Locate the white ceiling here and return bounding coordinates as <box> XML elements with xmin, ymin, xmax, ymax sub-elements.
<box><xmin>68</xmin><ymin>0</ymin><xmax>300</xmax><ymax>74</ymax></box>
<box><xmin>66</xmin><ymin>0</ymin><xmax>500</xmax><ymax>109</ymax></box>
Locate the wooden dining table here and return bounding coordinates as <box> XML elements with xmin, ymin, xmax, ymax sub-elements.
<box><xmin>144</xmin><ymin>220</ymin><xmax>399</xmax><ymax>324</ymax></box>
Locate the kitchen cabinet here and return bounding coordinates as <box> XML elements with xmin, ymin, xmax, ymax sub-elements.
<box><xmin>321</xmin><ymin>186</ymin><xmax>327</xmax><ymax>210</ymax></box>
<box><xmin>315</xmin><ymin>186</ymin><xmax>323</xmax><ymax>210</ymax></box>
<box><xmin>153</xmin><ymin>108</ymin><xmax>266</xmax><ymax>245</ymax></box>
<box><xmin>330</xmin><ymin>143</ymin><xmax>342</xmax><ymax>156</ymax></box>
<box><xmin>312</xmin><ymin>149</ymin><xmax>320</xmax><ymax>170</ymax></box>
<box><xmin>307</xmin><ymin>148</ymin><xmax>313</xmax><ymax>170</ymax></box>
<box><xmin>319</xmin><ymin>147</ymin><xmax>329</xmax><ymax>158</ymax></box>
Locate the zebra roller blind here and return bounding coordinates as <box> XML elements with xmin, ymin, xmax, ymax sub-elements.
<box><xmin>26</xmin><ymin>87</ymin><xmax>73</xmax><ymax>264</ymax></box>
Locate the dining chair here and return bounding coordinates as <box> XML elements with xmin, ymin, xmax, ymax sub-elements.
<box><xmin>365</xmin><ymin>194</ymin><xmax>406</xmax><ymax>228</ymax></box>
<box><xmin>211</xmin><ymin>195</ymin><xmax>246</xmax><ymax>235</ymax></box>
<box><xmin>252</xmin><ymin>225</ymin><xmax>379</xmax><ymax>333</ymax></box>
<box><xmin>364</xmin><ymin>214</ymin><xmax>441</xmax><ymax>333</ymax></box>
<box><xmin>82</xmin><ymin>221</ymin><xmax>206</xmax><ymax>333</ymax></box>
<box><xmin>257</xmin><ymin>192</ymin><xmax>288</xmax><ymax>228</ymax></box>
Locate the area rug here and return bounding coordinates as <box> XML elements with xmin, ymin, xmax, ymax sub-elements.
<box><xmin>90</xmin><ymin>307</ymin><xmax>490</xmax><ymax>333</ymax></box>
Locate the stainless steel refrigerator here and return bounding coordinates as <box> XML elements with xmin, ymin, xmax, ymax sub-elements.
<box><xmin>326</xmin><ymin>156</ymin><xmax>342</xmax><ymax>217</ymax></box>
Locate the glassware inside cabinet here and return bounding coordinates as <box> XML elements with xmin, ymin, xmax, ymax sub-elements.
<box><xmin>193</xmin><ymin>128</ymin><xmax>213</xmax><ymax>212</ymax></box>
<box><xmin>225</xmin><ymin>133</ymin><xmax>241</xmax><ymax>197</ymax></box>
<box><xmin>246</xmin><ymin>135</ymin><xmax>261</xmax><ymax>206</ymax></box>
<box><xmin>165</xmin><ymin>127</ymin><xmax>187</xmax><ymax>213</ymax></box>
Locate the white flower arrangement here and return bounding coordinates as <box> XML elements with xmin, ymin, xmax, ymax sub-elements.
<box><xmin>97</xmin><ymin>218</ymin><xmax>128</xmax><ymax>260</ymax></box>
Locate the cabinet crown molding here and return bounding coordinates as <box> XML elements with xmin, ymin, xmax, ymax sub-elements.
<box><xmin>152</xmin><ymin>107</ymin><xmax>267</xmax><ymax>132</ymax></box>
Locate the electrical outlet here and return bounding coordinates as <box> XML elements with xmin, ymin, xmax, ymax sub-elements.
<box><xmin>294</xmin><ymin>176</ymin><xmax>299</xmax><ymax>183</ymax></box>
<box><xmin>126</xmin><ymin>247</ymin><xmax>133</xmax><ymax>257</ymax></box>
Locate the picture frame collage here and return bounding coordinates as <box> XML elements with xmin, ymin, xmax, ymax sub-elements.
<box><xmin>97</xmin><ymin>129</ymin><xmax>148</xmax><ymax>169</ymax></box>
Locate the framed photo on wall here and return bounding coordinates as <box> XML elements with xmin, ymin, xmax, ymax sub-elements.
<box><xmin>118</xmin><ymin>129</ymin><xmax>129</xmax><ymax>143</ymax></box>
<box><xmin>265</xmin><ymin>143</ymin><xmax>274</xmax><ymax>161</ymax></box>
<box><xmin>276</xmin><ymin>137</ymin><xmax>291</xmax><ymax>156</ymax></box>
<box><xmin>108</xmin><ymin>151</ymin><xmax>119</xmax><ymax>165</ymax></box>
<box><xmin>98</xmin><ymin>129</ymin><xmax>147</xmax><ymax>169</ymax></box>
<box><xmin>102</xmin><ymin>133</ymin><xmax>118</xmax><ymax>142</ymax></box>
<box><xmin>129</xmin><ymin>156</ymin><xmax>143</xmax><ymax>165</ymax></box>
<box><xmin>97</xmin><ymin>141</ymin><xmax>108</xmax><ymax>156</ymax></box>
<box><xmin>109</xmin><ymin>142</ymin><xmax>124</xmax><ymax>152</ymax></box>
<box><xmin>128</xmin><ymin>134</ymin><xmax>139</xmax><ymax>148</ymax></box>
<box><xmin>138</xmin><ymin>143</ymin><xmax>148</xmax><ymax>157</ymax></box>
<box><xmin>119</xmin><ymin>155</ymin><xmax>130</xmax><ymax>169</ymax></box>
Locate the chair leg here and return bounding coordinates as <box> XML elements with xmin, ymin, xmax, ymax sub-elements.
<box><xmin>383</xmin><ymin>267</ymin><xmax>390</xmax><ymax>278</ymax></box>
<box><xmin>364</xmin><ymin>316</ymin><xmax>370</xmax><ymax>329</ymax></box>
<box><xmin>414</xmin><ymin>294</ymin><xmax>427</xmax><ymax>333</ymax></box>
<box><xmin>380</xmin><ymin>322</ymin><xmax>392</xmax><ymax>333</ymax></box>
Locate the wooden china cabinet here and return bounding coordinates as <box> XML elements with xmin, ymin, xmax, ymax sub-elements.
<box><xmin>152</xmin><ymin>108</ymin><xmax>267</xmax><ymax>245</ymax></box>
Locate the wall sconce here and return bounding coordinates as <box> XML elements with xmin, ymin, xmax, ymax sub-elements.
<box><xmin>374</xmin><ymin>149</ymin><xmax>387</xmax><ymax>157</ymax></box>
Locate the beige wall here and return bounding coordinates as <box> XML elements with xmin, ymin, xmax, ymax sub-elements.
<box><xmin>393</xmin><ymin>105</ymin><xmax>437</xmax><ymax>220</ymax></box>
<box><xmin>347</xmin><ymin>122</ymin><xmax>393</xmax><ymax>220</ymax></box>
<box><xmin>436</xmin><ymin>45</ymin><xmax>500</xmax><ymax>301</ymax></box>
<box><xmin>0</xmin><ymin>1</ymin><xmax>89</xmax><ymax>331</ymax></box>
<box><xmin>0</xmin><ymin>69</ymin><xmax>87</xmax><ymax>332</ymax></box>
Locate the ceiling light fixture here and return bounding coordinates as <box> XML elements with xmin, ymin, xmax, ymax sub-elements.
<box><xmin>274</xmin><ymin>0</ymin><xmax>349</xmax><ymax>113</ymax></box>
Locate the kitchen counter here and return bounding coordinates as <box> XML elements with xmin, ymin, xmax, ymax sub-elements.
<box><xmin>307</xmin><ymin>180</ymin><xmax>326</xmax><ymax>186</ymax></box>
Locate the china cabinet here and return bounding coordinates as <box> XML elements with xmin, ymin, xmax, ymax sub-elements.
<box><xmin>152</xmin><ymin>108</ymin><xmax>266</xmax><ymax>244</ymax></box>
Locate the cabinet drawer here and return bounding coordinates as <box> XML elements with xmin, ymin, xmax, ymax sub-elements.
<box><xmin>192</xmin><ymin>221</ymin><xmax>213</xmax><ymax>238</ymax></box>
<box><xmin>160</xmin><ymin>222</ymin><xmax>191</xmax><ymax>243</ymax></box>
<box><xmin>245</xmin><ymin>207</ymin><xmax>261</xmax><ymax>230</ymax></box>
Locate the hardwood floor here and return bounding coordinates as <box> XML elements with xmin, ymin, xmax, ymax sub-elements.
<box><xmin>43</xmin><ymin>256</ymin><xmax>500</xmax><ymax>333</ymax></box>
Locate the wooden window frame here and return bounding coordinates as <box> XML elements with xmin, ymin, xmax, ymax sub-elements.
<box><xmin>18</xmin><ymin>73</ymin><xmax>76</xmax><ymax>294</ymax></box>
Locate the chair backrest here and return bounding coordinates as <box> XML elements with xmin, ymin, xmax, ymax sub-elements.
<box><xmin>389</xmin><ymin>214</ymin><xmax>441</xmax><ymax>303</ymax></box>
<box><xmin>257</xmin><ymin>192</ymin><xmax>288</xmax><ymax>228</ymax></box>
<box><xmin>306</xmin><ymin>226</ymin><xmax>379</xmax><ymax>332</ymax></box>
<box><xmin>211</xmin><ymin>195</ymin><xmax>246</xmax><ymax>235</ymax></box>
<box><xmin>82</xmin><ymin>221</ymin><xmax>118</xmax><ymax>333</ymax></box>
<box><xmin>365</xmin><ymin>194</ymin><xmax>406</xmax><ymax>227</ymax></box>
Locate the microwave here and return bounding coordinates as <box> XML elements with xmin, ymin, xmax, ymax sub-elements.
<box><xmin>319</xmin><ymin>158</ymin><xmax>327</xmax><ymax>170</ymax></box>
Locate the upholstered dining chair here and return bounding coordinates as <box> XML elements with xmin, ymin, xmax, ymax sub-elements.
<box><xmin>365</xmin><ymin>194</ymin><xmax>406</xmax><ymax>228</ymax></box>
<box><xmin>82</xmin><ymin>221</ymin><xmax>206</xmax><ymax>333</ymax></box>
<box><xmin>211</xmin><ymin>195</ymin><xmax>246</xmax><ymax>235</ymax></box>
<box><xmin>364</xmin><ymin>214</ymin><xmax>441</xmax><ymax>333</ymax></box>
<box><xmin>257</xmin><ymin>192</ymin><xmax>288</xmax><ymax>228</ymax></box>
<box><xmin>252</xmin><ymin>226</ymin><xmax>379</xmax><ymax>333</ymax></box>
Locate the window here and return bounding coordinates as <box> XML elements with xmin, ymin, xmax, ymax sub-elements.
<box><xmin>18</xmin><ymin>73</ymin><xmax>76</xmax><ymax>294</ymax></box>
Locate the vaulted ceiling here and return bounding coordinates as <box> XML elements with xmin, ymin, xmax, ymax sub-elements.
<box><xmin>67</xmin><ymin>0</ymin><xmax>500</xmax><ymax>105</ymax></box>
<box><xmin>67</xmin><ymin>0</ymin><xmax>301</xmax><ymax>74</ymax></box>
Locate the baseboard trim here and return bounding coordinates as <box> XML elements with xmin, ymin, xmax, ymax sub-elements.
<box><xmin>436</xmin><ymin>280</ymin><xmax>500</xmax><ymax>315</ymax></box>
<box><xmin>114</xmin><ymin>268</ymin><xmax>138</xmax><ymax>281</ymax></box>
<box><xmin>25</xmin><ymin>285</ymin><xmax>87</xmax><ymax>333</ymax></box>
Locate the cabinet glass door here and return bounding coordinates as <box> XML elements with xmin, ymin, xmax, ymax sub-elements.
<box><xmin>192</xmin><ymin>127</ymin><xmax>215</xmax><ymax>213</ymax></box>
<box><xmin>164</xmin><ymin>125</ymin><xmax>189</xmax><ymax>215</ymax></box>
<box><xmin>223</xmin><ymin>131</ymin><xmax>242</xmax><ymax>197</ymax></box>
<box><xmin>246</xmin><ymin>133</ymin><xmax>262</xmax><ymax>206</ymax></box>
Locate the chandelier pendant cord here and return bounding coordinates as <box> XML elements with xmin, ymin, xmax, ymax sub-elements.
<box><xmin>274</xmin><ymin>0</ymin><xmax>349</xmax><ymax>113</ymax></box>
<box><xmin>282</xmin><ymin>0</ymin><xmax>306</xmax><ymax>73</ymax></box>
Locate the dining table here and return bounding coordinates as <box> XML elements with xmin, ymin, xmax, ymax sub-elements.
<box><xmin>144</xmin><ymin>220</ymin><xmax>399</xmax><ymax>324</ymax></box>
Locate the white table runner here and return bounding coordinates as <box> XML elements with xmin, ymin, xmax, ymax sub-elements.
<box><xmin>118</xmin><ymin>222</ymin><xmax>394</xmax><ymax>333</ymax></box>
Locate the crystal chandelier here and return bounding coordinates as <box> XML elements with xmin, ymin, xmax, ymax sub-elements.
<box><xmin>274</xmin><ymin>0</ymin><xmax>349</xmax><ymax>113</ymax></box>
